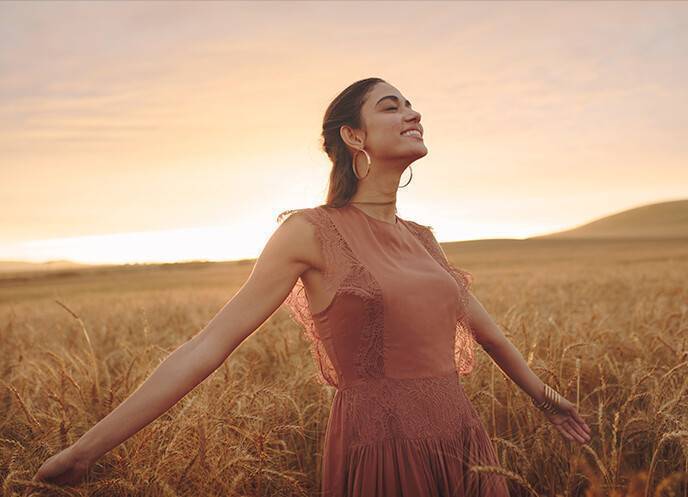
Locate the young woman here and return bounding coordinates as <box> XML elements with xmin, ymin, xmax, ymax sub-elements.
<box><xmin>33</xmin><ymin>78</ymin><xmax>592</xmax><ymax>496</ymax></box>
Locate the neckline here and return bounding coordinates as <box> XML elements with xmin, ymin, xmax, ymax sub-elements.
<box><xmin>348</xmin><ymin>203</ymin><xmax>401</xmax><ymax>226</ymax></box>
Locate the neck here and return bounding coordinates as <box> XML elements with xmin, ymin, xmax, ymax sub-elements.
<box><xmin>348</xmin><ymin>198</ymin><xmax>397</xmax><ymax>223</ymax></box>
<box><xmin>349</xmin><ymin>164</ymin><xmax>403</xmax><ymax>217</ymax></box>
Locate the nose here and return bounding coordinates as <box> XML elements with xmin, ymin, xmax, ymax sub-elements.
<box><xmin>405</xmin><ymin>108</ymin><xmax>421</xmax><ymax>122</ymax></box>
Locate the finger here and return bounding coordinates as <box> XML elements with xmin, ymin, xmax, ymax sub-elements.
<box><xmin>564</xmin><ymin>419</ymin><xmax>588</xmax><ymax>443</ymax></box>
<box><xmin>565</xmin><ymin>417</ymin><xmax>590</xmax><ymax>442</ymax></box>
<box><xmin>571</xmin><ymin>410</ymin><xmax>592</xmax><ymax>433</ymax></box>
<box><xmin>575</xmin><ymin>421</ymin><xmax>592</xmax><ymax>442</ymax></box>
<box><xmin>561</xmin><ymin>419</ymin><xmax>584</xmax><ymax>442</ymax></box>
<box><xmin>558</xmin><ymin>419</ymin><xmax>582</xmax><ymax>443</ymax></box>
<box><xmin>555</xmin><ymin>424</ymin><xmax>575</xmax><ymax>442</ymax></box>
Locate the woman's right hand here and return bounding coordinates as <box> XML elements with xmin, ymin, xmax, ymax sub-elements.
<box><xmin>32</xmin><ymin>443</ymin><xmax>92</xmax><ymax>486</ymax></box>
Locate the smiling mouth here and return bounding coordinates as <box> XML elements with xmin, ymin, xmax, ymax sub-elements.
<box><xmin>401</xmin><ymin>130</ymin><xmax>423</xmax><ymax>139</ymax></box>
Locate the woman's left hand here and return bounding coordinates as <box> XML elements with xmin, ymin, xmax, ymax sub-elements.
<box><xmin>542</xmin><ymin>397</ymin><xmax>592</xmax><ymax>444</ymax></box>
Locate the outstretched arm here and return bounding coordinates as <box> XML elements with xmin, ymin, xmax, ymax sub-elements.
<box><xmin>33</xmin><ymin>211</ymin><xmax>320</xmax><ymax>486</ymax></box>
<box><xmin>466</xmin><ymin>291</ymin><xmax>592</xmax><ymax>444</ymax></box>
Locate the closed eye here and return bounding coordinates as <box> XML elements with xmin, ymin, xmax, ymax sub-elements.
<box><xmin>385</xmin><ymin>107</ymin><xmax>397</xmax><ymax>111</ymax></box>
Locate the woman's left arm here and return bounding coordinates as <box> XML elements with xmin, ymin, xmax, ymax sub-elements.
<box><xmin>465</xmin><ymin>291</ymin><xmax>592</xmax><ymax>444</ymax></box>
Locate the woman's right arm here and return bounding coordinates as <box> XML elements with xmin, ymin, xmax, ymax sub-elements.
<box><xmin>33</xmin><ymin>211</ymin><xmax>320</xmax><ymax>485</ymax></box>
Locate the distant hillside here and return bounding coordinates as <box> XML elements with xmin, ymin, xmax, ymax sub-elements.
<box><xmin>0</xmin><ymin>260</ymin><xmax>92</xmax><ymax>273</ymax></box>
<box><xmin>531</xmin><ymin>199</ymin><xmax>688</xmax><ymax>239</ymax></box>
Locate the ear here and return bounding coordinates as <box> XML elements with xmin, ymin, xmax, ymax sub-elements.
<box><xmin>339</xmin><ymin>124</ymin><xmax>363</xmax><ymax>150</ymax></box>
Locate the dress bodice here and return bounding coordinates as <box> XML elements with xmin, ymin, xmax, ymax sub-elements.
<box><xmin>276</xmin><ymin>203</ymin><xmax>476</xmax><ymax>390</ymax></box>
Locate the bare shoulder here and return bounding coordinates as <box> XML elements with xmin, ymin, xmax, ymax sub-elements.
<box><xmin>273</xmin><ymin>207</ymin><xmax>324</xmax><ymax>272</ymax></box>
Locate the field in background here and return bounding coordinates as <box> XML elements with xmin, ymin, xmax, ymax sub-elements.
<box><xmin>1</xmin><ymin>237</ymin><xmax>687</xmax><ymax>496</ymax></box>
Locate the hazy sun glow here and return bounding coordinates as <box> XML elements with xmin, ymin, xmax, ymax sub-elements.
<box><xmin>0</xmin><ymin>223</ymin><xmax>270</xmax><ymax>265</ymax></box>
<box><xmin>1</xmin><ymin>1</ymin><xmax>686</xmax><ymax>265</ymax></box>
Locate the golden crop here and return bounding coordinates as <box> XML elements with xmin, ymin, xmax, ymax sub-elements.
<box><xmin>1</xmin><ymin>237</ymin><xmax>686</xmax><ymax>496</ymax></box>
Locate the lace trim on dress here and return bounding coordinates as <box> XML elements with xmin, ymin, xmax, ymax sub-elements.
<box><xmin>403</xmin><ymin>220</ymin><xmax>477</xmax><ymax>376</ymax></box>
<box><xmin>276</xmin><ymin>206</ymin><xmax>386</xmax><ymax>388</ymax></box>
<box><xmin>341</xmin><ymin>371</ymin><xmax>481</xmax><ymax>447</ymax></box>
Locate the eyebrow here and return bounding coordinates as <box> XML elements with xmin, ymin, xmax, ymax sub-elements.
<box><xmin>375</xmin><ymin>95</ymin><xmax>412</xmax><ymax>108</ymax></box>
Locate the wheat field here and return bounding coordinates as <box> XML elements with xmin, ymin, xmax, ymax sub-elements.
<box><xmin>1</xmin><ymin>237</ymin><xmax>687</xmax><ymax>496</ymax></box>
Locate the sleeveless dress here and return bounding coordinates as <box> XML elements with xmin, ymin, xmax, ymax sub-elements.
<box><xmin>276</xmin><ymin>203</ymin><xmax>510</xmax><ymax>497</ymax></box>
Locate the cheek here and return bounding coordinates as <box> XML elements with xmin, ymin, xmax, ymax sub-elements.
<box><xmin>371</xmin><ymin>118</ymin><xmax>402</xmax><ymax>142</ymax></box>
<box><xmin>371</xmin><ymin>132</ymin><xmax>402</xmax><ymax>151</ymax></box>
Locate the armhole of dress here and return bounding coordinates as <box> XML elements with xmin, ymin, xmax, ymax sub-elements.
<box><xmin>410</xmin><ymin>221</ymin><xmax>477</xmax><ymax>377</ymax></box>
<box><xmin>427</xmin><ymin>225</ymin><xmax>474</xmax><ymax>293</ymax></box>
<box><xmin>276</xmin><ymin>206</ymin><xmax>340</xmax><ymax>388</ymax></box>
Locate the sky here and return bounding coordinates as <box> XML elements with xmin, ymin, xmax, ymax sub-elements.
<box><xmin>1</xmin><ymin>1</ymin><xmax>686</xmax><ymax>265</ymax></box>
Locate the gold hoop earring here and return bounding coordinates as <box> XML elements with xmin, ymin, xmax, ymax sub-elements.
<box><xmin>352</xmin><ymin>148</ymin><xmax>371</xmax><ymax>180</ymax></box>
<box><xmin>398</xmin><ymin>165</ymin><xmax>413</xmax><ymax>188</ymax></box>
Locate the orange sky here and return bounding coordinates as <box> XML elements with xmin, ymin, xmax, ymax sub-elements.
<box><xmin>1</xmin><ymin>1</ymin><xmax>686</xmax><ymax>264</ymax></box>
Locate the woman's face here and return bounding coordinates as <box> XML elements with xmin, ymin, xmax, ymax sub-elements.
<box><xmin>350</xmin><ymin>82</ymin><xmax>427</xmax><ymax>164</ymax></box>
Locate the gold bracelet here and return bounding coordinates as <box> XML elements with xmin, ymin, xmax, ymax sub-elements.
<box><xmin>531</xmin><ymin>384</ymin><xmax>564</xmax><ymax>414</ymax></box>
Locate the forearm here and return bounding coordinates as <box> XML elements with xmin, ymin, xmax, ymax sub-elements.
<box><xmin>467</xmin><ymin>293</ymin><xmax>548</xmax><ymax>403</ymax></box>
<box><xmin>481</xmin><ymin>337</ymin><xmax>547</xmax><ymax>403</ymax></box>
<box><xmin>73</xmin><ymin>339</ymin><xmax>218</xmax><ymax>463</ymax></box>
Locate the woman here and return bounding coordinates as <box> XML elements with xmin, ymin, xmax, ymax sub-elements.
<box><xmin>33</xmin><ymin>78</ymin><xmax>592</xmax><ymax>495</ymax></box>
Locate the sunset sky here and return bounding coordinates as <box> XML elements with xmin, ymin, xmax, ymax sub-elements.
<box><xmin>1</xmin><ymin>1</ymin><xmax>686</xmax><ymax>265</ymax></box>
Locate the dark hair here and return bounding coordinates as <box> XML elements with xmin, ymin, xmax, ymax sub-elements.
<box><xmin>277</xmin><ymin>77</ymin><xmax>388</xmax><ymax>224</ymax></box>
<box><xmin>321</xmin><ymin>77</ymin><xmax>387</xmax><ymax>208</ymax></box>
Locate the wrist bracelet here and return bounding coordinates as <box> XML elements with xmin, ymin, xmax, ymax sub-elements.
<box><xmin>531</xmin><ymin>384</ymin><xmax>564</xmax><ymax>414</ymax></box>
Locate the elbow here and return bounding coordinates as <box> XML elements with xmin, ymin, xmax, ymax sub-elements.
<box><xmin>191</xmin><ymin>326</ymin><xmax>241</xmax><ymax>374</ymax></box>
<box><xmin>466</xmin><ymin>296</ymin><xmax>506</xmax><ymax>353</ymax></box>
<box><xmin>472</xmin><ymin>331</ymin><xmax>494</xmax><ymax>352</ymax></box>
<box><xmin>191</xmin><ymin>299</ymin><xmax>258</xmax><ymax>372</ymax></box>
<box><xmin>176</xmin><ymin>338</ymin><xmax>224</xmax><ymax>382</ymax></box>
<box><xmin>469</xmin><ymin>322</ymin><xmax>504</xmax><ymax>353</ymax></box>
<box><xmin>477</xmin><ymin>337</ymin><xmax>500</xmax><ymax>354</ymax></box>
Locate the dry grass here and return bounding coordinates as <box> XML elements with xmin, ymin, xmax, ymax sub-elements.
<box><xmin>0</xmin><ymin>237</ymin><xmax>686</xmax><ymax>496</ymax></box>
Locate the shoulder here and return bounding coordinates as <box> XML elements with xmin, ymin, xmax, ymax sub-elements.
<box><xmin>275</xmin><ymin>204</ymin><xmax>330</xmax><ymax>228</ymax></box>
<box><xmin>403</xmin><ymin>218</ymin><xmax>448</xmax><ymax>261</ymax></box>
<box><xmin>275</xmin><ymin>207</ymin><xmax>320</xmax><ymax>242</ymax></box>
<box><xmin>273</xmin><ymin>206</ymin><xmax>328</xmax><ymax>271</ymax></box>
<box><xmin>275</xmin><ymin>204</ymin><xmax>339</xmax><ymax>241</ymax></box>
<box><xmin>402</xmin><ymin>218</ymin><xmax>436</xmax><ymax>241</ymax></box>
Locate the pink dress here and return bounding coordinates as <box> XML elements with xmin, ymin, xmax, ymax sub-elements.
<box><xmin>277</xmin><ymin>203</ymin><xmax>510</xmax><ymax>497</ymax></box>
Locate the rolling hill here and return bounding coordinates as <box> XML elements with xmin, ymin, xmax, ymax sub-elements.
<box><xmin>0</xmin><ymin>259</ymin><xmax>93</xmax><ymax>273</ymax></box>
<box><xmin>530</xmin><ymin>199</ymin><xmax>688</xmax><ymax>239</ymax></box>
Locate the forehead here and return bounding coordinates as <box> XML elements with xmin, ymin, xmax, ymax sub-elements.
<box><xmin>367</xmin><ymin>83</ymin><xmax>408</xmax><ymax>107</ymax></box>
